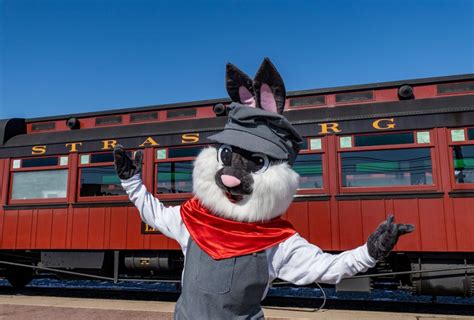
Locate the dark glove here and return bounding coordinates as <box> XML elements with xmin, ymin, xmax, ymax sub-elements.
<box><xmin>367</xmin><ymin>215</ymin><xmax>414</xmax><ymax>261</ymax></box>
<box><xmin>113</xmin><ymin>145</ymin><xmax>143</xmax><ymax>180</ymax></box>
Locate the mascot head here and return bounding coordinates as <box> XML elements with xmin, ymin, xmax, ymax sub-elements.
<box><xmin>193</xmin><ymin>58</ymin><xmax>303</xmax><ymax>222</ymax></box>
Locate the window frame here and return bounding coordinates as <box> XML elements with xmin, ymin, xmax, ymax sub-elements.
<box><xmin>76</xmin><ymin>150</ymin><xmax>132</xmax><ymax>202</ymax></box>
<box><xmin>447</xmin><ymin>126</ymin><xmax>474</xmax><ymax>190</ymax></box>
<box><xmin>295</xmin><ymin>137</ymin><xmax>328</xmax><ymax>195</ymax></box>
<box><xmin>436</xmin><ymin>81</ymin><xmax>474</xmax><ymax>96</ymax></box>
<box><xmin>334</xmin><ymin>90</ymin><xmax>375</xmax><ymax>105</ymax></box>
<box><xmin>154</xmin><ymin>145</ymin><xmax>205</xmax><ymax>199</ymax></box>
<box><xmin>9</xmin><ymin>155</ymin><xmax>70</xmax><ymax>204</ymax></box>
<box><xmin>164</xmin><ymin>108</ymin><xmax>197</xmax><ymax>121</ymax></box>
<box><xmin>337</xmin><ymin>130</ymin><xmax>439</xmax><ymax>193</ymax></box>
<box><xmin>288</xmin><ymin>95</ymin><xmax>327</xmax><ymax>110</ymax></box>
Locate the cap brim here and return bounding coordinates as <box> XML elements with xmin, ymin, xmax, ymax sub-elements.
<box><xmin>208</xmin><ymin>129</ymin><xmax>288</xmax><ymax>160</ymax></box>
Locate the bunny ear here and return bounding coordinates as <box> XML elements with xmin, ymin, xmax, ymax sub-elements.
<box><xmin>226</xmin><ymin>63</ymin><xmax>256</xmax><ymax>107</ymax></box>
<box><xmin>253</xmin><ymin>58</ymin><xmax>286</xmax><ymax>114</ymax></box>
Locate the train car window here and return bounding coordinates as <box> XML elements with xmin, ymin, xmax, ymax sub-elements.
<box><xmin>468</xmin><ymin>128</ymin><xmax>474</xmax><ymax>141</ymax></box>
<box><xmin>95</xmin><ymin>115</ymin><xmax>122</xmax><ymax>126</ymax></box>
<box><xmin>300</xmin><ymin>139</ymin><xmax>309</xmax><ymax>150</ymax></box>
<box><xmin>335</xmin><ymin>91</ymin><xmax>373</xmax><ymax>103</ymax></box>
<box><xmin>293</xmin><ymin>153</ymin><xmax>323</xmax><ymax>189</ymax></box>
<box><xmin>354</xmin><ymin>132</ymin><xmax>414</xmax><ymax>147</ymax></box>
<box><xmin>11</xmin><ymin>170</ymin><xmax>68</xmax><ymax>199</ymax></box>
<box><xmin>168</xmin><ymin>147</ymin><xmax>202</xmax><ymax>158</ymax></box>
<box><xmin>166</xmin><ymin>108</ymin><xmax>196</xmax><ymax>119</ymax></box>
<box><xmin>156</xmin><ymin>161</ymin><xmax>194</xmax><ymax>194</ymax></box>
<box><xmin>155</xmin><ymin>145</ymin><xmax>206</xmax><ymax>194</ymax></box>
<box><xmin>78</xmin><ymin>151</ymin><xmax>135</xmax><ymax>198</ymax></box>
<box><xmin>289</xmin><ymin>95</ymin><xmax>326</xmax><ymax>107</ymax></box>
<box><xmin>89</xmin><ymin>151</ymin><xmax>130</xmax><ymax>164</ymax></box>
<box><xmin>79</xmin><ymin>166</ymin><xmax>126</xmax><ymax>197</ymax></box>
<box><xmin>22</xmin><ymin>156</ymin><xmax>59</xmax><ymax>168</ymax></box>
<box><xmin>341</xmin><ymin>148</ymin><xmax>433</xmax><ymax>187</ymax></box>
<box><xmin>78</xmin><ymin>151</ymin><xmax>132</xmax><ymax>165</ymax></box>
<box><xmin>90</xmin><ymin>153</ymin><xmax>115</xmax><ymax>163</ymax></box>
<box><xmin>453</xmin><ymin>145</ymin><xmax>474</xmax><ymax>184</ymax></box>
<box><xmin>130</xmin><ymin>111</ymin><xmax>158</xmax><ymax>122</ymax></box>
<box><xmin>451</xmin><ymin>129</ymin><xmax>466</xmax><ymax>142</ymax></box>
<box><xmin>437</xmin><ymin>81</ymin><xmax>474</xmax><ymax>94</ymax></box>
<box><xmin>31</xmin><ymin>122</ymin><xmax>56</xmax><ymax>131</ymax></box>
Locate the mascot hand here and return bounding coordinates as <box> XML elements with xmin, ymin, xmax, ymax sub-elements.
<box><xmin>113</xmin><ymin>145</ymin><xmax>143</xmax><ymax>180</ymax></box>
<box><xmin>367</xmin><ymin>215</ymin><xmax>414</xmax><ymax>261</ymax></box>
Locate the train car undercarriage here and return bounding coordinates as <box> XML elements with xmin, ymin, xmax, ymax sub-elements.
<box><xmin>0</xmin><ymin>250</ymin><xmax>472</xmax><ymax>298</ymax></box>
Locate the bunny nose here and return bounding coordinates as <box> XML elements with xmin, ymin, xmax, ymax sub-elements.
<box><xmin>221</xmin><ymin>175</ymin><xmax>241</xmax><ymax>188</ymax></box>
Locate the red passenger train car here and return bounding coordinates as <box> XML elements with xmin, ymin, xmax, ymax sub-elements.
<box><xmin>1</xmin><ymin>74</ymin><xmax>473</xmax><ymax>296</ymax></box>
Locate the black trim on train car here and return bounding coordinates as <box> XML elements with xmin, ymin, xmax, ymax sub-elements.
<box><xmin>4</xmin><ymin>95</ymin><xmax>474</xmax><ymax>147</ymax></box>
<box><xmin>285</xmin><ymin>94</ymin><xmax>474</xmax><ymax>124</ymax></box>
<box><xmin>448</xmin><ymin>191</ymin><xmax>474</xmax><ymax>198</ymax></box>
<box><xmin>20</xmin><ymin>74</ymin><xmax>474</xmax><ymax>123</ymax></box>
<box><xmin>3</xmin><ymin>117</ymin><xmax>227</xmax><ymax>147</ymax></box>
<box><xmin>3</xmin><ymin>203</ymin><xmax>69</xmax><ymax>210</ymax></box>
<box><xmin>160</xmin><ymin>198</ymin><xmax>195</xmax><ymax>206</ymax></box>
<box><xmin>71</xmin><ymin>201</ymin><xmax>135</xmax><ymax>208</ymax></box>
<box><xmin>294</xmin><ymin>195</ymin><xmax>331</xmax><ymax>201</ymax></box>
<box><xmin>1</xmin><ymin>95</ymin><xmax>474</xmax><ymax>158</ymax></box>
<box><xmin>336</xmin><ymin>192</ymin><xmax>444</xmax><ymax>200</ymax></box>
<box><xmin>0</xmin><ymin>118</ymin><xmax>26</xmax><ymax>146</ymax></box>
<box><xmin>289</xmin><ymin>74</ymin><xmax>474</xmax><ymax>97</ymax></box>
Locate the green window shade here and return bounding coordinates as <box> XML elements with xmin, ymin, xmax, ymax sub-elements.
<box><xmin>293</xmin><ymin>154</ymin><xmax>323</xmax><ymax>189</ymax></box>
<box><xmin>80</xmin><ymin>166</ymin><xmax>126</xmax><ymax>197</ymax></box>
<box><xmin>157</xmin><ymin>161</ymin><xmax>193</xmax><ymax>194</ymax></box>
<box><xmin>453</xmin><ymin>145</ymin><xmax>474</xmax><ymax>183</ymax></box>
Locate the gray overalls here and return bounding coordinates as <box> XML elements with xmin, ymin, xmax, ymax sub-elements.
<box><xmin>174</xmin><ymin>238</ymin><xmax>269</xmax><ymax>319</ymax></box>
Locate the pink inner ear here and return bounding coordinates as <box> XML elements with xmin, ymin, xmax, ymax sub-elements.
<box><xmin>238</xmin><ymin>86</ymin><xmax>256</xmax><ymax>107</ymax></box>
<box><xmin>259</xmin><ymin>83</ymin><xmax>277</xmax><ymax>113</ymax></box>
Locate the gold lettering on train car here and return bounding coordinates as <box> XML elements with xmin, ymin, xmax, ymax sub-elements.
<box><xmin>181</xmin><ymin>133</ymin><xmax>200</xmax><ymax>144</ymax></box>
<box><xmin>318</xmin><ymin>123</ymin><xmax>341</xmax><ymax>134</ymax></box>
<box><xmin>139</xmin><ymin>137</ymin><xmax>159</xmax><ymax>147</ymax></box>
<box><xmin>145</xmin><ymin>224</ymin><xmax>157</xmax><ymax>232</ymax></box>
<box><xmin>31</xmin><ymin>145</ymin><xmax>47</xmax><ymax>155</ymax></box>
<box><xmin>372</xmin><ymin>118</ymin><xmax>395</xmax><ymax>130</ymax></box>
<box><xmin>65</xmin><ymin>142</ymin><xmax>83</xmax><ymax>152</ymax></box>
<box><xmin>101</xmin><ymin>140</ymin><xmax>117</xmax><ymax>150</ymax></box>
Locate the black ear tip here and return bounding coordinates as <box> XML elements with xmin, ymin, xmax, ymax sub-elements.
<box><xmin>226</xmin><ymin>63</ymin><xmax>237</xmax><ymax>71</ymax></box>
<box><xmin>261</xmin><ymin>57</ymin><xmax>276</xmax><ymax>68</ymax></box>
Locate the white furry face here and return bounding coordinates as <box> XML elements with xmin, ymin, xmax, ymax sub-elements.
<box><xmin>192</xmin><ymin>147</ymin><xmax>299</xmax><ymax>222</ymax></box>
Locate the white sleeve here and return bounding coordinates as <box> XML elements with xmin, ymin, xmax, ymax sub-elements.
<box><xmin>120</xmin><ymin>174</ymin><xmax>189</xmax><ymax>251</ymax></box>
<box><xmin>272</xmin><ymin>233</ymin><xmax>376</xmax><ymax>285</ymax></box>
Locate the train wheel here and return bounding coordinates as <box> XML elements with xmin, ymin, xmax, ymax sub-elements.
<box><xmin>5</xmin><ymin>266</ymin><xmax>33</xmax><ymax>288</ymax></box>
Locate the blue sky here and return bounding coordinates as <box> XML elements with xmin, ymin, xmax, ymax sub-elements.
<box><xmin>1</xmin><ymin>0</ymin><xmax>473</xmax><ymax>120</ymax></box>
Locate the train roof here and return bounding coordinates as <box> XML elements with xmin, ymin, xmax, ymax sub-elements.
<box><xmin>12</xmin><ymin>73</ymin><xmax>474</xmax><ymax>123</ymax></box>
<box><xmin>1</xmin><ymin>73</ymin><xmax>474</xmax><ymax>154</ymax></box>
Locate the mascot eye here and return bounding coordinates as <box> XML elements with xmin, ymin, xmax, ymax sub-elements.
<box><xmin>250</xmin><ymin>153</ymin><xmax>270</xmax><ymax>174</ymax></box>
<box><xmin>217</xmin><ymin>145</ymin><xmax>233</xmax><ymax>166</ymax></box>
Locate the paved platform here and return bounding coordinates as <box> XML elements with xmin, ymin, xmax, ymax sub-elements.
<box><xmin>0</xmin><ymin>295</ymin><xmax>472</xmax><ymax>320</ymax></box>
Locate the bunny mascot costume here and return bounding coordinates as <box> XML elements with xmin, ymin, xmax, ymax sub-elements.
<box><xmin>114</xmin><ymin>59</ymin><xmax>414</xmax><ymax>319</ymax></box>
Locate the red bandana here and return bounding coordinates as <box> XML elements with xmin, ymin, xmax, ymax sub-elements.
<box><xmin>180</xmin><ymin>197</ymin><xmax>296</xmax><ymax>260</ymax></box>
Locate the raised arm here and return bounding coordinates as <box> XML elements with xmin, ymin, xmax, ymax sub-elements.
<box><xmin>272</xmin><ymin>234</ymin><xmax>376</xmax><ymax>285</ymax></box>
<box><xmin>273</xmin><ymin>216</ymin><xmax>414</xmax><ymax>285</ymax></box>
<box><xmin>114</xmin><ymin>146</ymin><xmax>189</xmax><ymax>249</ymax></box>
